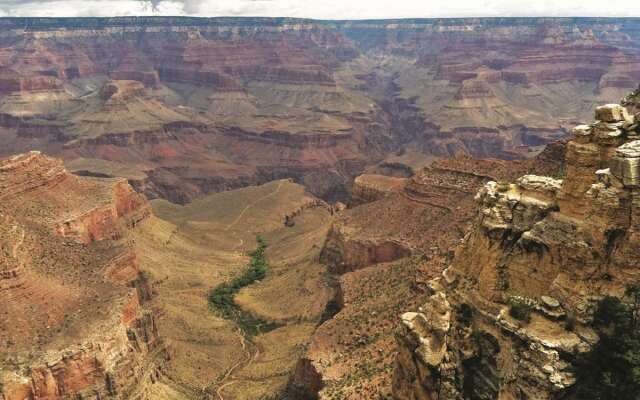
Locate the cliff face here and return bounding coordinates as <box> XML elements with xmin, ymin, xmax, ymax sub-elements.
<box><xmin>320</xmin><ymin>149</ymin><xmax>565</xmax><ymax>275</ymax></box>
<box><xmin>291</xmin><ymin>144</ymin><xmax>566</xmax><ymax>399</ymax></box>
<box><xmin>351</xmin><ymin>174</ymin><xmax>408</xmax><ymax>205</ymax></box>
<box><xmin>0</xmin><ymin>18</ymin><xmax>637</xmax><ymax>203</ymax></box>
<box><xmin>0</xmin><ymin>152</ymin><xmax>164</xmax><ymax>400</ymax></box>
<box><xmin>393</xmin><ymin>98</ymin><xmax>640</xmax><ymax>399</ymax></box>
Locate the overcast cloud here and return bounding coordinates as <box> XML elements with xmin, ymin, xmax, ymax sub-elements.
<box><xmin>0</xmin><ymin>0</ymin><xmax>639</xmax><ymax>19</ymax></box>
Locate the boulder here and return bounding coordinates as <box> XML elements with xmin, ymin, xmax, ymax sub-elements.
<box><xmin>541</xmin><ymin>296</ymin><xmax>560</xmax><ymax>309</ymax></box>
<box><xmin>595</xmin><ymin>104</ymin><xmax>631</xmax><ymax>123</ymax></box>
<box><xmin>571</xmin><ymin>124</ymin><xmax>592</xmax><ymax>143</ymax></box>
<box><xmin>610</xmin><ymin>140</ymin><xmax>640</xmax><ymax>187</ymax></box>
<box><xmin>400</xmin><ymin>292</ymin><xmax>451</xmax><ymax>368</ymax></box>
<box><xmin>516</xmin><ymin>175</ymin><xmax>562</xmax><ymax>197</ymax></box>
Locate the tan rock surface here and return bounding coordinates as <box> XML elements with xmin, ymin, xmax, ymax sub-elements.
<box><xmin>393</xmin><ymin>95</ymin><xmax>640</xmax><ymax>399</ymax></box>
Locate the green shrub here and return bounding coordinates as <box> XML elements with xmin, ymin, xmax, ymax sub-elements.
<box><xmin>496</xmin><ymin>181</ymin><xmax>510</xmax><ymax>192</ymax></box>
<box><xmin>565</xmin><ymin>314</ymin><xmax>577</xmax><ymax>332</ymax></box>
<box><xmin>575</xmin><ymin>286</ymin><xmax>640</xmax><ymax>399</ymax></box>
<box><xmin>208</xmin><ymin>236</ymin><xmax>277</xmax><ymax>335</ymax></box>
<box><xmin>507</xmin><ymin>296</ymin><xmax>533</xmax><ymax>323</ymax></box>
<box><xmin>457</xmin><ymin>303</ymin><xmax>474</xmax><ymax>327</ymax></box>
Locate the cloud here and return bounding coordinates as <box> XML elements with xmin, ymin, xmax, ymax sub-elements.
<box><xmin>159</xmin><ymin>0</ymin><xmax>640</xmax><ymax>18</ymax></box>
<box><xmin>141</xmin><ymin>0</ymin><xmax>163</xmax><ymax>12</ymax></box>
<box><xmin>0</xmin><ymin>0</ymin><xmax>185</xmax><ymax>17</ymax></box>
<box><xmin>1</xmin><ymin>0</ymin><xmax>640</xmax><ymax>18</ymax></box>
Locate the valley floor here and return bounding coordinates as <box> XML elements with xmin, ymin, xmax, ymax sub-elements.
<box><xmin>132</xmin><ymin>180</ymin><xmax>334</xmax><ymax>399</ymax></box>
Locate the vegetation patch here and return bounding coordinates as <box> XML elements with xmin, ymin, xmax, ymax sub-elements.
<box><xmin>496</xmin><ymin>181</ymin><xmax>510</xmax><ymax>192</ymax></box>
<box><xmin>507</xmin><ymin>296</ymin><xmax>534</xmax><ymax>323</ymax></box>
<box><xmin>576</xmin><ymin>285</ymin><xmax>640</xmax><ymax>399</ymax></box>
<box><xmin>457</xmin><ymin>303</ymin><xmax>474</xmax><ymax>327</ymax></box>
<box><xmin>208</xmin><ymin>236</ymin><xmax>279</xmax><ymax>336</ymax></box>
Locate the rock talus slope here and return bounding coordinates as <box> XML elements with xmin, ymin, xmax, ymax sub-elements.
<box><xmin>393</xmin><ymin>90</ymin><xmax>640</xmax><ymax>399</ymax></box>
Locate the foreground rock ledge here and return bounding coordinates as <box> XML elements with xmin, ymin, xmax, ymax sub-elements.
<box><xmin>393</xmin><ymin>96</ymin><xmax>640</xmax><ymax>399</ymax></box>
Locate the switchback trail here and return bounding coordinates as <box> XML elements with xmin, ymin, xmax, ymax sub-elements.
<box><xmin>225</xmin><ymin>180</ymin><xmax>284</xmax><ymax>231</ymax></box>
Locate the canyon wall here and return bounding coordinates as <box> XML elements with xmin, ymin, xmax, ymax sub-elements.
<box><xmin>350</xmin><ymin>174</ymin><xmax>408</xmax><ymax>205</ymax></box>
<box><xmin>393</xmin><ymin>93</ymin><xmax>640</xmax><ymax>399</ymax></box>
<box><xmin>290</xmin><ymin>142</ymin><xmax>567</xmax><ymax>398</ymax></box>
<box><xmin>0</xmin><ymin>18</ymin><xmax>637</xmax><ymax>202</ymax></box>
<box><xmin>0</xmin><ymin>152</ymin><xmax>165</xmax><ymax>400</ymax></box>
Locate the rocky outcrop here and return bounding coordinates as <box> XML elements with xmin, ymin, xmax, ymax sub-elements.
<box><xmin>291</xmin><ymin>138</ymin><xmax>568</xmax><ymax>399</ymax></box>
<box><xmin>319</xmin><ymin>150</ymin><xmax>567</xmax><ymax>276</ymax></box>
<box><xmin>320</xmin><ymin>223</ymin><xmax>412</xmax><ymax>274</ymax></box>
<box><xmin>394</xmin><ymin>287</ymin><xmax>452</xmax><ymax>400</ymax></box>
<box><xmin>0</xmin><ymin>151</ymin><xmax>150</xmax><ymax>244</ymax></box>
<box><xmin>0</xmin><ymin>152</ymin><xmax>67</xmax><ymax>200</ymax></box>
<box><xmin>2</xmin><ymin>291</ymin><xmax>164</xmax><ymax>400</ymax></box>
<box><xmin>393</xmin><ymin>98</ymin><xmax>640</xmax><ymax>399</ymax></box>
<box><xmin>55</xmin><ymin>180</ymin><xmax>151</xmax><ymax>244</ymax></box>
<box><xmin>351</xmin><ymin>174</ymin><xmax>408</xmax><ymax>205</ymax></box>
<box><xmin>100</xmin><ymin>80</ymin><xmax>146</xmax><ymax>101</ymax></box>
<box><xmin>403</xmin><ymin>158</ymin><xmax>500</xmax><ymax>210</ymax></box>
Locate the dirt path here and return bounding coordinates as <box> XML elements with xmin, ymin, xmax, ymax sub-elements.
<box><xmin>163</xmin><ymin>224</ymin><xmax>180</xmax><ymax>246</ymax></box>
<box><xmin>225</xmin><ymin>180</ymin><xmax>284</xmax><ymax>231</ymax></box>
<box><xmin>202</xmin><ymin>181</ymin><xmax>286</xmax><ymax>399</ymax></box>
<box><xmin>206</xmin><ymin>328</ymin><xmax>260</xmax><ymax>400</ymax></box>
<box><xmin>165</xmin><ymin>180</ymin><xmax>284</xmax><ymax>250</ymax></box>
<box><xmin>11</xmin><ymin>226</ymin><xmax>26</xmax><ymax>266</ymax></box>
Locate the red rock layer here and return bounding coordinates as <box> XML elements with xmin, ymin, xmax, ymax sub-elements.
<box><xmin>0</xmin><ymin>152</ymin><xmax>163</xmax><ymax>400</ymax></box>
<box><xmin>0</xmin><ymin>18</ymin><xmax>634</xmax><ymax>205</ymax></box>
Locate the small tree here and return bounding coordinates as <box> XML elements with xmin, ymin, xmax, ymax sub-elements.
<box><xmin>508</xmin><ymin>296</ymin><xmax>533</xmax><ymax>323</ymax></box>
<box><xmin>576</xmin><ymin>287</ymin><xmax>640</xmax><ymax>399</ymax></box>
<box><xmin>625</xmin><ymin>284</ymin><xmax>640</xmax><ymax>330</ymax></box>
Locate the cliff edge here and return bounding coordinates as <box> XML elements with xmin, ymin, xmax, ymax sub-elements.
<box><xmin>393</xmin><ymin>89</ymin><xmax>640</xmax><ymax>399</ymax></box>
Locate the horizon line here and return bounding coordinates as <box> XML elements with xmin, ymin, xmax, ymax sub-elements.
<box><xmin>1</xmin><ymin>15</ymin><xmax>640</xmax><ymax>21</ymax></box>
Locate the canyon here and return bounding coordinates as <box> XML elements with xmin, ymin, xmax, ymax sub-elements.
<box><xmin>0</xmin><ymin>151</ymin><xmax>335</xmax><ymax>400</ymax></box>
<box><xmin>0</xmin><ymin>17</ymin><xmax>638</xmax><ymax>204</ymax></box>
<box><xmin>1</xmin><ymin>15</ymin><xmax>640</xmax><ymax>400</ymax></box>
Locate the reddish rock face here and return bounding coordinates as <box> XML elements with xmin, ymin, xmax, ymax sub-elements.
<box><xmin>55</xmin><ymin>180</ymin><xmax>151</xmax><ymax>244</ymax></box>
<box><xmin>320</xmin><ymin>223</ymin><xmax>413</xmax><ymax>274</ymax></box>
<box><xmin>0</xmin><ymin>18</ymin><xmax>636</xmax><ymax>204</ymax></box>
<box><xmin>0</xmin><ymin>152</ymin><xmax>164</xmax><ymax>400</ymax></box>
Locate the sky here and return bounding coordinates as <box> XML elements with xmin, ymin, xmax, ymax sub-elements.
<box><xmin>0</xmin><ymin>0</ymin><xmax>639</xmax><ymax>19</ymax></box>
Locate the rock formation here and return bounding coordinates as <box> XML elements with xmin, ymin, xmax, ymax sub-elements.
<box><xmin>351</xmin><ymin>174</ymin><xmax>408</xmax><ymax>205</ymax></box>
<box><xmin>393</xmin><ymin>96</ymin><xmax>640</xmax><ymax>399</ymax></box>
<box><xmin>0</xmin><ymin>152</ymin><xmax>164</xmax><ymax>400</ymax></box>
<box><xmin>290</xmin><ymin>144</ymin><xmax>566</xmax><ymax>399</ymax></box>
<box><xmin>320</xmin><ymin>150</ymin><xmax>565</xmax><ymax>275</ymax></box>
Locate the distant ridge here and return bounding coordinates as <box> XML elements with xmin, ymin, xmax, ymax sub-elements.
<box><xmin>1</xmin><ymin>15</ymin><xmax>640</xmax><ymax>30</ymax></box>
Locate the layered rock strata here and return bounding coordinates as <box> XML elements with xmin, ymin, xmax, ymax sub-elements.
<box><xmin>0</xmin><ymin>18</ymin><xmax>637</xmax><ymax>202</ymax></box>
<box><xmin>0</xmin><ymin>152</ymin><xmax>164</xmax><ymax>400</ymax></box>
<box><xmin>292</xmin><ymin>145</ymin><xmax>567</xmax><ymax>399</ymax></box>
<box><xmin>351</xmin><ymin>174</ymin><xmax>408</xmax><ymax>205</ymax></box>
<box><xmin>393</xmin><ymin>99</ymin><xmax>640</xmax><ymax>399</ymax></box>
<box><xmin>321</xmin><ymin>149</ymin><xmax>565</xmax><ymax>275</ymax></box>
